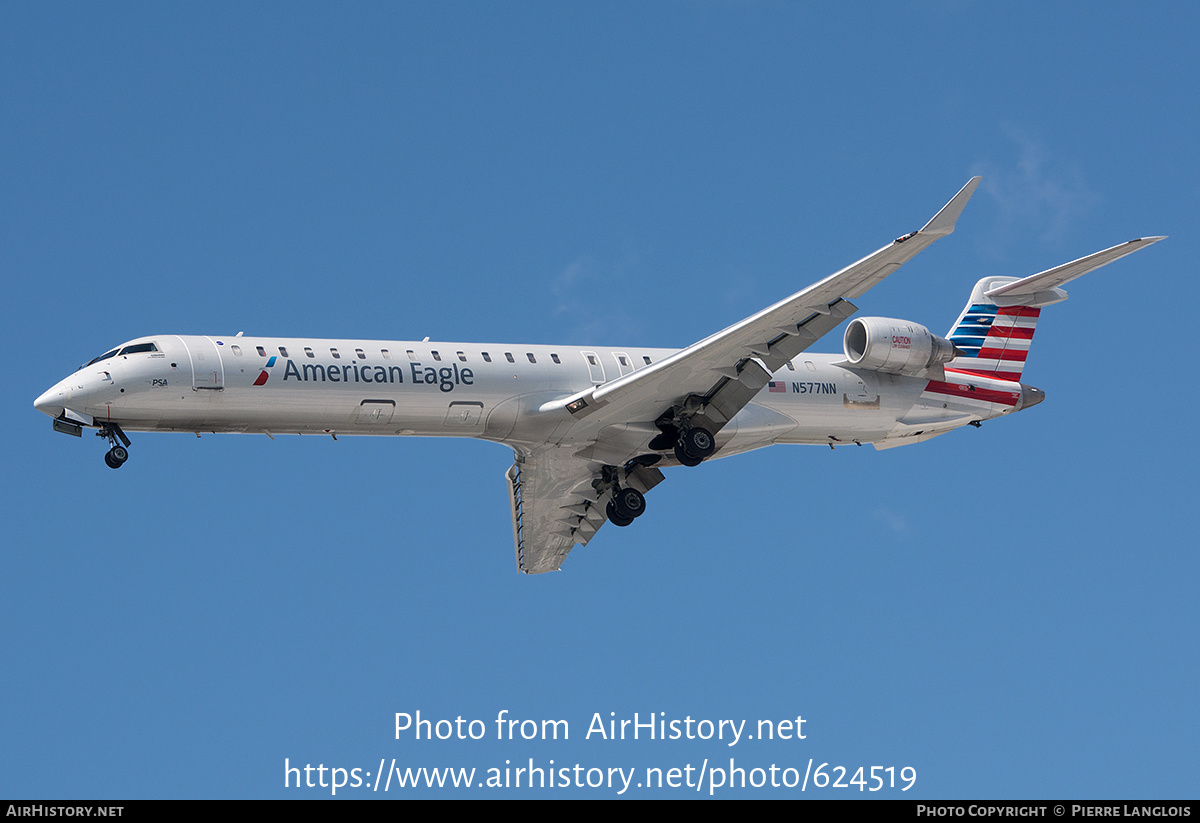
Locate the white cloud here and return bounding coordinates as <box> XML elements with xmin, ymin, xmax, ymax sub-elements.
<box><xmin>972</xmin><ymin>126</ymin><xmax>1101</xmax><ymax>244</ymax></box>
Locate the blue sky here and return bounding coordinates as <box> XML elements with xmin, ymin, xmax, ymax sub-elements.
<box><xmin>3</xmin><ymin>2</ymin><xmax>1197</xmax><ymax>798</ymax></box>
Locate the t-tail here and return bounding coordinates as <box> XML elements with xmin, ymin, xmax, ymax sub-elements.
<box><xmin>945</xmin><ymin>237</ymin><xmax>1166</xmax><ymax>382</ymax></box>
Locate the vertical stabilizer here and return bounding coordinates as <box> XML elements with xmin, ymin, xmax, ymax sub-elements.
<box><xmin>945</xmin><ymin>277</ymin><xmax>1044</xmax><ymax>381</ymax></box>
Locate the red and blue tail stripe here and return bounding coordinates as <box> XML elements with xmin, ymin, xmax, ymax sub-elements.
<box><xmin>922</xmin><ymin>378</ymin><xmax>1020</xmax><ymax>408</ymax></box>
<box><xmin>947</xmin><ymin>303</ymin><xmax>1039</xmax><ymax>381</ymax></box>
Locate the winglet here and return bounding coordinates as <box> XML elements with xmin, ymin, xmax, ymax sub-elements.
<box><xmin>919</xmin><ymin>176</ymin><xmax>981</xmax><ymax>237</ymax></box>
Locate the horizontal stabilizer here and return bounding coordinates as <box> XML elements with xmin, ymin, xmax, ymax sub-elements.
<box><xmin>985</xmin><ymin>236</ymin><xmax>1165</xmax><ymax>302</ymax></box>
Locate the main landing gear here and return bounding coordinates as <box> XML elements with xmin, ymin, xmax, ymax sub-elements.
<box><xmin>650</xmin><ymin>402</ymin><xmax>719</xmax><ymax>467</ymax></box>
<box><xmin>596</xmin><ymin>464</ymin><xmax>650</xmax><ymax>528</ymax></box>
<box><xmin>673</xmin><ymin>426</ymin><xmax>716</xmax><ymax>467</ymax></box>
<box><xmin>606</xmin><ymin>486</ymin><xmax>646</xmax><ymax>528</ymax></box>
<box><xmin>98</xmin><ymin>422</ymin><xmax>131</xmax><ymax>469</ymax></box>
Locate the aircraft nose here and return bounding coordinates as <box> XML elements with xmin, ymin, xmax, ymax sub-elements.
<box><xmin>34</xmin><ymin>384</ymin><xmax>65</xmax><ymax>418</ymax></box>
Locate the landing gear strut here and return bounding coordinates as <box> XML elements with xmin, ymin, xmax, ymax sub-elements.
<box><xmin>97</xmin><ymin>423</ymin><xmax>130</xmax><ymax>469</ymax></box>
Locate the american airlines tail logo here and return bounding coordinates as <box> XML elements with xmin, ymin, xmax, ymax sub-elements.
<box><xmin>253</xmin><ymin>356</ymin><xmax>277</xmax><ymax>386</ymax></box>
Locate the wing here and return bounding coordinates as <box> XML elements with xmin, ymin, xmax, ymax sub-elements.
<box><xmin>542</xmin><ymin>177</ymin><xmax>981</xmax><ymax>436</ymax></box>
<box><xmin>509</xmin><ymin>177</ymin><xmax>980</xmax><ymax>574</ymax></box>
<box><xmin>506</xmin><ymin>447</ymin><xmax>664</xmax><ymax>574</ymax></box>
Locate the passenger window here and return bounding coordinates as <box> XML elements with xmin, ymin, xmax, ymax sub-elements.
<box><xmin>587</xmin><ymin>355</ymin><xmax>597</xmax><ymax>366</ymax></box>
<box><xmin>231</xmin><ymin>345</ymin><xmax>242</xmax><ymax>356</ymax></box>
<box><xmin>356</xmin><ymin>348</ymin><xmax>365</xmax><ymax>359</ymax></box>
<box><xmin>432</xmin><ymin>351</ymin><xmax>441</xmax><ymax>361</ymax></box>
<box><xmin>305</xmin><ymin>347</ymin><xmax>315</xmax><ymax>358</ymax></box>
<box><xmin>482</xmin><ymin>352</ymin><xmax>492</xmax><ymax>363</ymax></box>
<box><xmin>457</xmin><ymin>351</ymin><xmax>467</xmax><ymax>362</ymax></box>
<box><xmin>643</xmin><ymin>356</ymin><xmax>652</xmax><ymax>365</ymax></box>
<box><xmin>527</xmin><ymin>353</ymin><xmax>536</xmax><ymax>363</ymax></box>
<box><xmin>551</xmin><ymin>353</ymin><xmax>560</xmax><ymax>364</ymax></box>
<box><xmin>786</xmin><ymin>361</ymin><xmax>795</xmax><ymax>371</ymax></box>
<box><xmin>279</xmin><ymin>347</ymin><xmax>289</xmax><ymax>357</ymax></box>
<box><xmin>381</xmin><ymin>349</ymin><xmax>391</xmax><ymax>360</ymax></box>
<box><xmin>618</xmin><ymin>355</ymin><xmax>628</xmax><ymax>366</ymax></box>
<box><xmin>331</xmin><ymin>348</ymin><xmax>341</xmax><ymax>359</ymax></box>
<box><xmin>407</xmin><ymin>350</ymin><xmax>417</xmax><ymax>361</ymax></box>
<box><xmin>256</xmin><ymin>346</ymin><xmax>266</xmax><ymax>357</ymax></box>
<box><xmin>505</xmin><ymin>353</ymin><xmax>515</xmax><ymax>363</ymax></box>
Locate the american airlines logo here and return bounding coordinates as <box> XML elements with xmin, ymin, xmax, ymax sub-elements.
<box><xmin>253</xmin><ymin>356</ymin><xmax>277</xmax><ymax>386</ymax></box>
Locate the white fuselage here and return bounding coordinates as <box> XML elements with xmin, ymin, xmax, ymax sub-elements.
<box><xmin>35</xmin><ymin>333</ymin><xmax>1024</xmax><ymax>463</ymax></box>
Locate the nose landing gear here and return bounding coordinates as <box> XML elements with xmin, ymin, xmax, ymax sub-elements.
<box><xmin>97</xmin><ymin>423</ymin><xmax>131</xmax><ymax>469</ymax></box>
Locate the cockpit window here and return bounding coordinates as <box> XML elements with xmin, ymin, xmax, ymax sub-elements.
<box><xmin>81</xmin><ymin>341</ymin><xmax>159</xmax><ymax>369</ymax></box>
<box><xmin>82</xmin><ymin>348</ymin><xmax>120</xmax><ymax>368</ymax></box>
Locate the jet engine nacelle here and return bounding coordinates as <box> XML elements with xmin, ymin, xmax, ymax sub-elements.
<box><xmin>843</xmin><ymin>317</ymin><xmax>958</xmax><ymax>375</ymax></box>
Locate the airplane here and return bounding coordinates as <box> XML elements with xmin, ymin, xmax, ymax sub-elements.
<box><xmin>33</xmin><ymin>178</ymin><xmax>1164</xmax><ymax>574</ymax></box>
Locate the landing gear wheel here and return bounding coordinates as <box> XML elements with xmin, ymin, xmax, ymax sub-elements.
<box><xmin>674</xmin><ymin>442</ymin><xmax>704</xmax><ymax>467</ymax></box>
<box><xmin>611</xmin><ymin>487</ymin><xmax>646</xmax><ymax>520</ymax></box>
<box><xmin>98</xmin><ymin>423</ymin><xmax>131</xmax><ymax>468</ymax></box>
<box><xmin>681</xmin><ymin>427</ymin><xmax>715</xmax><ymax>458</ymax></box>
<box><xmin>105</xmin><ymin>445</ymin><xmax>128</xmax><ymax>469</ymax></box>
<box><xmin>606</xmin><ymin>501</ymin><xmax>635</xmax><ymax>527</ymax></box>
